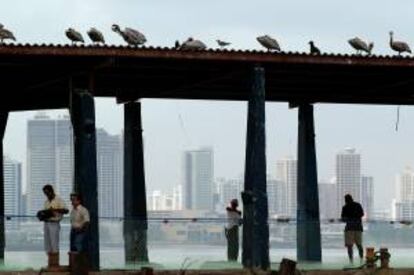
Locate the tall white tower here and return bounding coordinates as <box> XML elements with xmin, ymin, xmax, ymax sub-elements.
<box><xmin>336</xmin><ymin>148</ymin><xmax>361</xmax><ymax>215</ymax></box>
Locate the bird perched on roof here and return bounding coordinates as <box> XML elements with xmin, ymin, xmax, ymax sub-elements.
<box><xmin>348</xmin><ymin>37</ymin><xmax>374</xmax><ymax>55</ymax></box>
<box><xmin>216</xmin><ymin>39</ymin><xmax>231</xmax><ymax>48</ymax></box>
<box><xmin>87</xmin><ymin>27</ymin><xmax>105</xmax><ymax>45</ymax></box>
<box><xmin>309</xmin><ymin>41</ymin><xmax>321</xmax><ymax>55</ymax></box>
<box><xmin>112</xmin><ymin>24</ymin><xmax>146</xmax><ymax>46</ymax></box>
<box><xmin>65</xmin><ymin>28</ymin><xmax>84</xmax><ymax>44</ymax></box>
<box><xmin>257</xmin><ymin>35</ymin><xmax>280</xmax><ymax>52</ymax></box>
<box><xmin>179</xmin><ymin>37</ymin><xmax>207</xmax><ymax>50</ymax></box>
<box><xmin>389</xmin><ymin>31</ymin><xmax>411</xmax><ymax>56</ymax></box>
<box><xmin>175</xmin><ymin>40</ymin><xmax>180</xmax><ymax>49</ymax></box>
<box><xmin>0</xmin><ymin>25</ymin><xmax>16</xmax><ymax>44</ymax></box>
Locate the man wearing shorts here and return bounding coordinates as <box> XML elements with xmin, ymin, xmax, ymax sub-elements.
<box><xmin>341</xmin><ymin>194</ymin><xmax>364</xmax><ymax>263</ymax></box>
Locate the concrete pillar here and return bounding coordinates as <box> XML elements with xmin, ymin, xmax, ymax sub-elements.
<box><xmin>70</xmin><ymin>90</ymin><xmax>100</xmax><ymax>270</ymax></box>
<box><xmin>0</xmin><ymin>112</ymin><xmax>8</xmax><ymax>260</ymax></box>
<box><xmin>242</xmin><ymin>66</ymin><xmax>269</xmax><ymax>269</ymax></box>
<box><xmin>123</xmin><ymin>101</ymin><xmax>149</xmax><ymax>263</ymax></box>
<box><xmin>297</xmin><ymin>103</ymin><xmax>322</xmax><ymax>261</ymax></box>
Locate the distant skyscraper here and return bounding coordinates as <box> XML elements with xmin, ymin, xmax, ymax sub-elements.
<box><xmin>336</xmin><ymin>148</ymin><xmax>361</xmax><ymax>215</ymax></box>
<box><xmin>318</xmin><ymin>181</ymin><xmax>337</xmax><ymax>220</ymax></box>
<box><xmin>172</xmin><ymin>185</ymin><xmax>183</xmax><ymax>211</ymax></box>
<box><xmin>394</xmin><ymin>167</ymin><xmax>414</xmax><ymax>220</ymax></box>
<box><xmin>217</xmin><ymin>178</ymin><xmax>242</xmax><ymax>209</ymax></box>
<box><xmin>27</xmin><ymin>113</ymin><xmax>73</xmax><ymax>215</ymax></box>
<box><xmin>276</xmin><ymin>157</ymin><xmax>297</xmax><ymax>217</ymax></box>
<box><xmin>266</xmin><ymin>179</ymin><xmax>280</xmax><ymax>215</ymax></box>
<box><xmin>361</xmin><ymin>175</ymin><xmax>374</xmax><ymax>219</ymax></box>
<box><xmin>96</xmin><ymin>129</ymin><xmax>123</xmax><ymax>218</ymax></box>
<box><xmin>183</xmin><ymin>148</ymin><xmax>214</xmax><ymax>211</ymax></box>
<box><xmin>4</xmin><ymin>156</ymin><xmax>22</xmax><ymax>229</ymax></box>
<box><xmin>55</xmin><ymin>116</ymin><xmax>74</xmax><ymax>207</ymax></box>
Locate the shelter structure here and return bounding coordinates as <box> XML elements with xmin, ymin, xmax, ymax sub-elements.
<box><xmin>0</xmin><ymin>44</ymin><xmax>413</xmax><ymax>269</ymax></box>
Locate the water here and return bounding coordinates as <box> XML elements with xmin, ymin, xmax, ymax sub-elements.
<box><xmin>2</xmin><ymin>246</ymin><xmax>414</xmax><ymax>271</ymax></box>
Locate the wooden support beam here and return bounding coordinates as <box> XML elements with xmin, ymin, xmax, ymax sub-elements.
<box><xmin>123</xmin><ymin>101</ymin><xmax>149</xmax><ymax>263</ymax></box>
<box><xmin>242</xmin><ymin>66</ymin><xmax>269</xmax><ymax>269</ymax></box>
<box><xmin>69</xmin><ymin>90</ymin><xmax>100</xmax><ymax>271</ymax></box>
<box><xmin>297</xmin><ymin>103</ymin><xmax>322</xmax><ymax>261</ymax></box>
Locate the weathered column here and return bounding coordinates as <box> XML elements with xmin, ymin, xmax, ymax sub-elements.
<box><xmin>70</xmin><ymin>90</ymin><xmax>100</xmax><ymax>270</ymax></box>
<box><xmin>123</xmin><ymin>101</ymin><xmax>149</xmax><ymax>263</ymax></box>
<box><xmin>242</xmin><ymin>66</ymin><xmax>269</xmax><ymax>269</ymax></box>
<box><xmin>0</xmin><ymin>112</ymin><xmax>8</xmax><ymax>261</ymax></box>
<box><xmin>297</xmin><ymin>103</ymin><xmax>322</xmax><ymax>261</ymax></box>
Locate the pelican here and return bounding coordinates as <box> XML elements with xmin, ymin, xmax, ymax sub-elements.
<box><xmin>112</xmin><ymin>24</ymin><xmax>146</xmax><ymax>46</ymax></box>
<box><xmin>309</xmin><ymin>41</ymin><xmax>321</xmax><ymax>55</ymax></box>
<box><xmin>0</xmin><ymin>26</ymin><xmax>15</xmax><ymax>44</ymax></box>
<box><xmin>257</xmin><ymin>35</ymin><xmax>280</xmax><ymax>52</ymax></box>
<box><xmin>216</xmin><ymin>39</ymin><xmax>231</xmax><ymax>48</ymax></box>
<box><xmin>87</xmin><ymin>27</ymin><xmax>105</xmax><ymax>45</ymax></box>
<box><xmin>348</xmin><ymin>37</ymin><xmax>374</xmax><ymax>55</ymax></box>
<box><xmin>389</xmin><ymin>31</ymin><xmax>411</xmax><ymax>56</ymax></box>
<box><xmin>179</xmin><ymin>37</ymin><xmax>207</xmax><ymax>50</ymax></box>
<box><xmin>65</xmin><ymin>28</ymin><xmax>84</xmax><ymax>44</ymax></box>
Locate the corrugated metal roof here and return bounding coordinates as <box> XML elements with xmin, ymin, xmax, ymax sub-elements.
<box><xmin>0</xmin><ymin>43</ymin><xmax>412</xmax><ymax>63</ymax></box>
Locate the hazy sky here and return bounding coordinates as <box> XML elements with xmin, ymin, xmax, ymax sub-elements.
<box><xmin>2</xmin><ymin>0</ymin><xmax>414</xmax><ymax>211</ymax></box>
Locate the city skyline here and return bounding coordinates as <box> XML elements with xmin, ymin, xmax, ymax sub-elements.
<box><xmin>4</xmin><ymin>109</ymin><xmax>414</xmax><ymax>218</ymax></box>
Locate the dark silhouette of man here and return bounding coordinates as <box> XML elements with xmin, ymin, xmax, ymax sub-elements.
<box><xmin>225</xmin><ymin>199</ymin><xmax>242</xmax><ymax>261</ymax></box>
<box><xmin>341</xmin><ymin>194</ymin><xmax>364</xmax><ymax>263</ymax></box>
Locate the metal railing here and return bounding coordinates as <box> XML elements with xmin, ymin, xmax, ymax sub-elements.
<box><xmin>0</xmin><ymin>215</ymin><xmax>413</xmax><ymax>270</ymax></box>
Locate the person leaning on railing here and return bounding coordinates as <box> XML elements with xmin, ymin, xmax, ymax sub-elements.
<box><xmin>225</xmin><ymin>199</ymin><xmax>242</xmax><ymax>262</ymax></box>
<box><xmin>69</xmin><ymin>193</ymin><xmax>90</xmax><ymax>253</ymax></box>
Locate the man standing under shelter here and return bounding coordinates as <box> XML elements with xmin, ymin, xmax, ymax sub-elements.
<box><xmin>341</xmin><ymin>194</ymin><xmax>364</xmax><ymax>264</ymax></box>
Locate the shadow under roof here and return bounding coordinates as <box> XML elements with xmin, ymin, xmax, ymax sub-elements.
<box><xmin>0</xmin><ymin>43</ymin><xmax>414</xmax><ymax>111</ymax></box>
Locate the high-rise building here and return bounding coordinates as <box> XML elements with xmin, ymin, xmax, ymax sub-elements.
<box><xmin>183</xmin><ymin>148</ymin><xmax>214</xmax><ymax>211</ymax></box>
<box><xmin>336</xmin><ymin>148</ymin><xmax>361</xmax><ymax>215</ymax></box>
<box><xmin>361</xmin><ymin>175</ymin><xmax>374</xmax><ymax>219</ymax></box>
<box><xmin>394</xmin><ymin>167</ymin><xmax>414</xmax><ymax>220</ymax></box>
<box><xmin>96</xmin><ymin>129</ymin><xmax>123</xmax><ymax>218</ymax></box>
<box><xmin>172</xmin><ymin>185</ymin><xmax>183</xmax><ymax>211</ymax></box>
<box><xmin>27</xmin><ymin>113</ymin><xmax>73</xmax><ymax>215</ymax></box>
<box><xmin>4</xmin><ymin>156</ymin><xmax>22</xmax><ymax>229</ymax></box>
<box><xmin>217</xmin><ymin>178</ymin><xmax>242</xmax><ymax>209</ymax></box>
<box><xmin>318</xmin><ymin>181</ymin><xmax>337</xmax><ymax>220</ymax></box>
<box><xmin>55</xmin><ymin>116</ymin><xmax>74</xmax><ymax>207</ymax></box>
<box><xmin>276</xmin><ymin>157</ymin><xmax>297</xmax><ymax>218</ymax></box>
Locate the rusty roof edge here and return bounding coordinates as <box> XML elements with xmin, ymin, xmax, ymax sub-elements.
<box><xmin>0</xmin><ymin>44</ymin><xmax>414</xmax><ymax>67</ymax></box>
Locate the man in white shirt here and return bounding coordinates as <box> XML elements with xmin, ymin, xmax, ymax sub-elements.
<box><xmin>41</xmin><ymin>184</ymin><xmax>68</xmax><ymax>268</ymax></box>
<box><xmin>225</xmin><ymin>199</ymin><xmax>242</xmax><ymax>261</ymax></box>
<box><xmin>70</xmin><ymin>193</ymin><xmax>90</xmax><ymax>252</ymax></box>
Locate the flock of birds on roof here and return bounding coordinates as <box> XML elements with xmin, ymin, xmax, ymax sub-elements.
<box><xmin>0</xmin><ymin>24</ymin><xmax>413</xmax><ymax>56</ymax></box>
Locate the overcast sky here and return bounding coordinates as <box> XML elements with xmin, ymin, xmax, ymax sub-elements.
<box><xmin>2</xmin><ymin>0</ymin><xmax>414</xmax><ymax>212</ymax></box>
